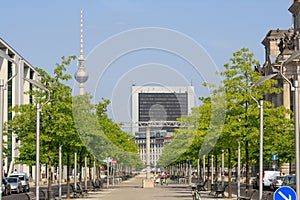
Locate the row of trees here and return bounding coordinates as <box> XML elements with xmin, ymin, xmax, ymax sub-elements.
<box><xmin>6</xmin><ymin>56</ymin><xmax>143</xmax><ymax>198</ymax></box>
<box><xmin>5</xmin><ymin>48</ymin><xmax>294</xmax><ymax>197</ymax></box>
<box><xmin>158</xmin><ymin>48</ymin><xmax>294</xmax><ymax>197</ymax></box>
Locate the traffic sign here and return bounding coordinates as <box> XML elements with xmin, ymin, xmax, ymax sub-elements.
<box><xmin>272</xmin><ymin>154</ymin><xmax>278</xmax><ymax>161</ymax></box>
<box><xmin>274</xmin><ymin>186</ymin><xmax>296</xmax><ymax>200</ymax></box>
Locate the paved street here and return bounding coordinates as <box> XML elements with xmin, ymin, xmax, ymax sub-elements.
<box><xmin>1</xmin><ymin>172</ymin><xmax>275</xmax><ymax>200</ymax></box>
<box><xmin>73</xmin><ymin>173</ymin><xmax>238</xmax><ymax>200</ymax></box>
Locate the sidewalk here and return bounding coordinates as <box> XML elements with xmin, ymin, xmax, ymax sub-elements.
<box><xmin>71</xmin><ymin>173</ymin><xmax>237</xmax><ymax>200</ymax></box>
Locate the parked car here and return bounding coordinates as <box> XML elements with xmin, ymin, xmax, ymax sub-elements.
<box><xmin>9</xmin><ymin>172</ymin><xmax>30</xmax><ymax>192</ymax></box>
<box><xmin>263</xmin><ymin>171</ymin><xmax>281</xmax><ymax>188</ymax></box>
<box><xmin>270</xmin><ymin>176</ymin><xmax>285</xmax><ymax>190</ymax></box>
<box><xmin>282</xmin><ymin>175</ymin><xmax>296</xmax><ymax>190</ymax></box>
<box><xmin>252</xmin><ymin>171</ymin><xmax>281</xmax><ymax>189</ymax></box>
<box><xmin>2</xmin><ymin>178</ymin><xmax>11</xmax><ymax>195</ymax></box>
<box><xmin>6</xmin><ymin>177</ymin><xmax>22</xmax><ymax>193</ymax></box>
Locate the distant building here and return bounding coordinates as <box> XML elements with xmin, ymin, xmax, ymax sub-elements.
<box><xmin>135</xmin><ymin>130</ymin><xmax>172</xmax><ymax>168</ymax></box>
<box><xmin>131</xmin><ymin>86</ymin><xmax>195</xmax><ymax>166</ymax></box>
<box><xmin>0</xmin><ymin>37</ymin><xmax>39</xmax><ymax>176</ymax></box>
<box><xmin>131</xmin><ymin>86</ymin><xmax>194</xmax><ymax>133</ymax></box>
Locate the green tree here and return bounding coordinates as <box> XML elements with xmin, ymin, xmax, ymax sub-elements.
<box><xmin>218</xmin><ymin>48</ymin><xmax>292</xmax><ymax>193</ymax></box>
<box><xmin>8</xmin><ymin>56</ymin><xmax>85</xmax><ymax>196</ymax></box>
<box><xmin>159</xmin><ymin>48</ymin><xmax>293</xmax><ymax>198</ymax></box>
<box><xmin>73</xmin><ymin>95</ymin><xmax>143</xmax><ymax>171</ymax></box>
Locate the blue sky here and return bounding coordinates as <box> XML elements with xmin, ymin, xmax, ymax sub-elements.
<box><xmin>0</xmin><ymin>0</ymin><xmax>292</xmax><ymax>123</ymax></box>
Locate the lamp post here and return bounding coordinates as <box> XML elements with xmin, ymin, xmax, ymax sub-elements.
<box><xmin>0</xmin><ymin>51</ymin><xmax>19</xmax><ymax>198</ymax></box>
<box><xmin>221</xmin><ymin>149</ymin><xmax>224</xmax><ymax>187</ymax></box>
<box><xmin>24</xmin><ymin>78</ymin><xmax>50</xmax><ymax>200</ymax></box>
<box><xmin>250</xmin><ymin>73</ymin><xmax>277</xmax><ymax>200</ymax></box>
<box><xmin>211</xmin><ymin>155</ymin><xmax>214</xmax><ymax>185</ymax></box>
<box><xmin>58</xmin><ymin>145</ymin><xmax>62</xmax><ymax>199</ymax></box>
<box><xmin>279</xmin><ymin>50</ymin><xmax>300</xmax><ymax>199</ymax></box>
<box><xmin>237</xmin><ymin>141</ymin><xmax>240</xmax><ymax>198</ymax></box>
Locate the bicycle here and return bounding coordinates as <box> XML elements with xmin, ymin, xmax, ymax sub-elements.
<box><xmin>191</xmin><ymin>185</ymin><xmax>201</xmax><ymax>200</ymax></box>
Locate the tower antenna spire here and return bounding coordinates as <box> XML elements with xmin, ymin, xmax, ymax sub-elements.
<box><xmin>75</xmin><ymin>8</ymin><xmax>88</xmax><ymax>95</ymax></box>
<box><xmin>80</xmin><ymin>8</ymin><xmax>84</xmax><ymax>59</ymax></box>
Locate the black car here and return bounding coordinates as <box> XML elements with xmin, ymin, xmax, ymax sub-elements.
<box><xmin>2</xmin><ymin>178</ymin><xmax>11</xmax><ymax>195</ymax></box>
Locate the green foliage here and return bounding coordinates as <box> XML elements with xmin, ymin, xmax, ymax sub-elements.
<box><xmin>8</xmin><ymin>56</ymin><xmax>82</xmax><ymax>167</ymax></box>
<box><xmin>73</xmin><ymin>95</ymin><xmax>143</xmax><ymax>169</ymax></box>
<box><xmin>217</xmin><ymin>48</ymin><xmax>292</xmax><ymax>168</ymax></box>
<box><xmin>160</xmin><ymin>48</ymin><xmax>293</xmax><ymax>171</ymax></box>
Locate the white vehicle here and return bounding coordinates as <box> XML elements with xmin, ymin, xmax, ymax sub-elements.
<box><xmin>263</xmin><ymin>171</ymin><xmax>281</xmax><ymax>188</ymax></box>
<box><xmin>9</xmin><ymin>172</ymin><xmax>30</xmax><ymax>192</ymax></box>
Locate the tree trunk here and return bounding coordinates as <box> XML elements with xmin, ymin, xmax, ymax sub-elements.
<box><xmin>207</xmin><ymin>156</ymin><xmax>211</xmax><ymax>191</ymax></box>
<box><xmin>89</xmin><ymin>156</ymin><xmax>92</xmax><ymax>191</ymax></box>
<box><xmin>47</xmin><ymin>159</ymin><xmax>52</xmax><ymax>191</ymax></box>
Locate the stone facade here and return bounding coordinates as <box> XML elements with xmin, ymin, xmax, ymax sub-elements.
<box><xmin>262</xmin><ymin>0</ymin><xmax>300</xmax><ymax>111</ymax></box>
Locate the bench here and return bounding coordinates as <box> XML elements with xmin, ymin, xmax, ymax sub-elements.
<box><xmin>25</xmin><ymin>192</ymin><xmax>36</xmax><ymax>200</ymax></box>
<box><xmin>40</xmin><ymin>190</ymin><xmax>47</xmax><ymax>200</ymax></box>
<box><xmin>70</xmin><ymin>184</ymin><xmax>84</xmax><ymax>198</ymax></box>
<box><xmin>92</xmin><ymin>180</ymin><xmax>102</xmax><ymax>191</ymax></box>
<box><xmin>197</xmin><ymin>179</ymin><xmax>208</xmax><ymax>191</ymax></box>
<box><xmin>209</xmin><ymin>183</ymin><xmax>228</xmax><ymax>198</ymax></box>
<box><xmin>237</xmin><ymin>190</ymin><xmax>256</xmax><ymax>200</ymax></box>
<box><xmin>178</xmin><ymin>177</ymin><xmax>188</xmax><ymax>184</ymax></box>
<box><xmin>77</xmin><ymin>183</ymin><xmax>88</xmax><ymax>194</ymax></box>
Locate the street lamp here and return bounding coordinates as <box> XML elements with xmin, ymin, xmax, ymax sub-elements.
<box><xmin>0</xmin><ymin>50</ymin><xmax>19</xmax><ymax>198</ymax></box>
<box><xmin>24</xmin><ymin>78</ymin><xmax>50</xmax><ymax>200</ymax></box>
<box><xmin>279</xmin><ymin>50</ymin><xmax>300</xmax><ymax>199</ymax></box>
<box><xmin>250</xmin><ymin>73</ymin><xmax>277</xmax><ymax>200</ymax></box>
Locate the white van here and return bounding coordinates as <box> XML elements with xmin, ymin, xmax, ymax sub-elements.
<box><xmin>9</xmin><ymin>172</ymin><xmax>30</xmax><ymax>192</ymax></box>
<box><xmin>263</xmin><ymin>171</ymin><xmax>281</xmax><ymax>188</ymax></box>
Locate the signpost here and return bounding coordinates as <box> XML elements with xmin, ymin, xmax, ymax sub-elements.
<box><xmin>274</xmin><ymin>186</ymin><xmax>296</xmax><ymax>200</ymax></box>
<box><xmin>104</xmin><ymin>157</ymin><xmax>112</xmax><ymax>188</ymax></box>
<box><xmin>272</xmin><ymin>154</ymin><xmax>278</xmax><ymax>170</ymax></box>
<box><xmin>272</xmin><ymin>154</ymin><xmax>278</xmax><ymax>161</ymax></box>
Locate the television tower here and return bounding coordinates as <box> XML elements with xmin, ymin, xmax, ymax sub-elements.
<box><xmin>74</xmin><ymin>9</ymin><xmax>88</xmax><ymax>95</ymax></box>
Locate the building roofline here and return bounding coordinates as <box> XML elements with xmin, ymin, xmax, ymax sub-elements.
<box><xmin>0</xmin><ymin>37</ymin><xmax>38</xmax><ymax>73</ymax></box>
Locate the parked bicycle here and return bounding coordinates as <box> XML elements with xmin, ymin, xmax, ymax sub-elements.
<box><xmin>191</xmin><ymin>185</ymin><xmax>201</xmax><ymax>200</ymax></box>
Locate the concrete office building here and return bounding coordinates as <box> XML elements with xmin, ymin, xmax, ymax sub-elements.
<box><xmin>131</xmin><ymin>86</ymin><xmax>195</xmax><ymax>166</ymax></box>
<box><xmin>0</xmin><ymin>38</ymin><xmax>39</xmax><ymax>176</ymax></box>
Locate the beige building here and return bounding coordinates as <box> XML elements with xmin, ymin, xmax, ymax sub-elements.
<box><xmin>0</xmin><ymin>37</ymin><xmax>40</xmax><ymax>177</ymax></box>
<box><xmin>262</xmin><ymin>0</ymin><xmax>300</xmax><ymax>112</ymax></box>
